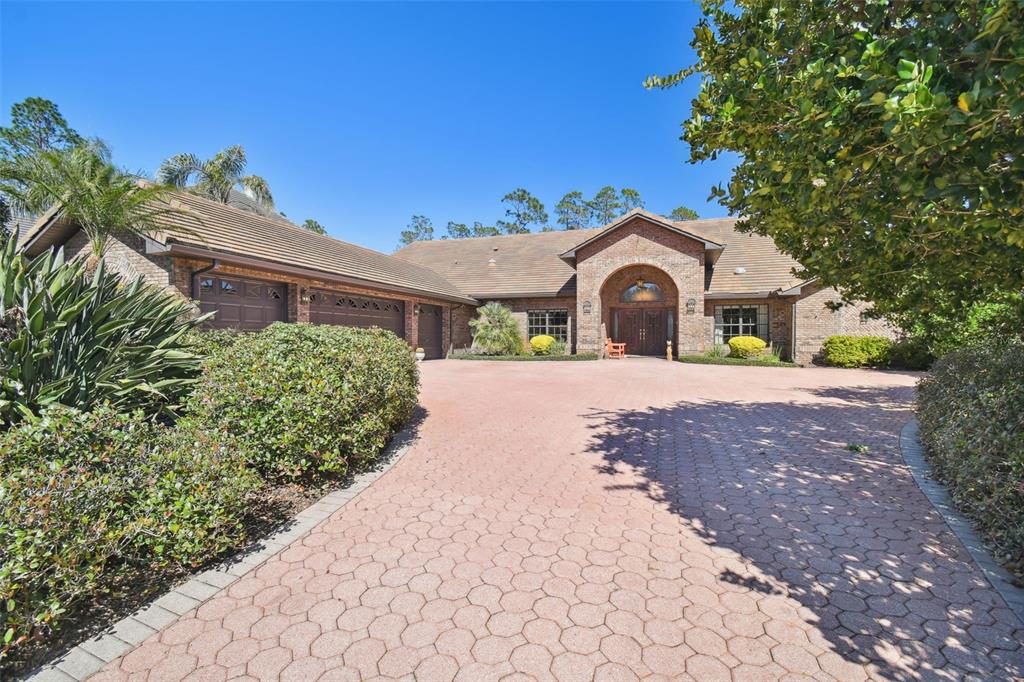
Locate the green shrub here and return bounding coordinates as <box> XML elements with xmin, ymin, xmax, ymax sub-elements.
<box><xmin>703</xmin><ymin>345</ymin><xmax>729</xmax><ymax>360</ymax></box>
<box><xmin>821</xmin><ymin>335</ymin><xmax>893</xmax><ymax>367</ymax></box>
<box><xmin>530</xmin><ymin>335</ymin><xmax>556</xmax><ymax>355</ymax></box>
<box><xmin>469</xmin><ymin>302</ymin><xmax>523</xmax><ymax>356</ymax></box>
<box><xmin>189</xmin><ymin>323</ymin><xmax>418</xmax><ymax>480</ymax></box>
<box><xmin>449</xmin><ymin>352</ymin><xmax>598</xmax><ymax>361</ymax></box>
<box><xmin>885</xmin><ymin>337</ymin><xmax>934</xmax><ymax>370</ymax></box>
<box><xmin>183</xmin><ymin>328</ymin><xmax>242</xmax><ymax>356</ymax></box>
<box><xmin>680</xmin><ymin>354</ymin><xmax>797</xmax><ymax>367</ymax></box>
<box><xmin>727</xmin><ymin>335</ymin><xmax>767</xmax><ymax>358</ymax></box>
<box><xmin>917</xmin><ymin>342</ymin><xmax>1024</xmax><ymax>578</ymax></box>
<box><xmin>0</xmin><ymin>406</ymin><xmax>257</xmax><ymax>657</ymax></box>
<box><xmin>0</xmin><ymin>236</ymin><xmax>205</xmax><ymax>427</ymax></box>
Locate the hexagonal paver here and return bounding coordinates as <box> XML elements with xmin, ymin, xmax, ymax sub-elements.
<box><xmin>93</xmin><ymin>361</ymin><xmax>1023</xmax><ymax>680</ymax></box>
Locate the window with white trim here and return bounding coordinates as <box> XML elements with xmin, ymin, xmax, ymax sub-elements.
<box><xmin>714</xmin><ymin>304</ymin><xmax>768</xmax><ymax>344</ymax></box>
<box><xmin>528</xmin><ymin>309</ymin><xmax>569</xmax><ymax>342</ymax></box>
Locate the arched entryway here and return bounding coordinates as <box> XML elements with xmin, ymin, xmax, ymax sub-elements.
<box><xmin>599</xmin><ymin>265</ymin><xmax>679</xmax><ymax>356</ymax></box>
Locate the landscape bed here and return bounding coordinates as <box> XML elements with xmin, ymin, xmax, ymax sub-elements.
<box><xmin>678</xmin><ymin>354</ymin><xmax>798</xmax><ymax>367</ymax></box>
<box><xmin>450</xmin><ymin>353</ymin><xmax>599</xmax><ymax>361</ymax></box>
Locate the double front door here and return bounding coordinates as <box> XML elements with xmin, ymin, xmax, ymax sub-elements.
<box><xmin>612</xmin><ymin>308</ymin><xmax>672</xmax><ymax>356</ymax></box>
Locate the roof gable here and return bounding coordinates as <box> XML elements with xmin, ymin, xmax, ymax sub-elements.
<box><xmin>558</xmin><ymin>209</ymin><xmax>723</xmax><ymax>264</ymax></box>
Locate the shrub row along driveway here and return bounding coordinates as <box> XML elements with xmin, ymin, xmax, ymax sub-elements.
<box><xmin>94</xmin><ymin>360</ymin><xmax>1023</xmax><ymax>681</ymax></box>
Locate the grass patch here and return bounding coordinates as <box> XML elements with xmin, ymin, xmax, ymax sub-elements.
<box><xmin>450</xmin><ymin>353</ymin><xmax>599</xmax><ymax>361</ymax></box>
<box><xmin>678</xmin><ymin>354</ymin><xmax>799</xmax><ymax>367</ymax></box>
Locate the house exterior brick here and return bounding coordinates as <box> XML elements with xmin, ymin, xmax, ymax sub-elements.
<box><xmin>791</xmin><ymin>283</ymin><xmax>897</xmax><ymax>365</ymax></box>
<box><xmin>573</xmin><ymin>216</ymin><xmax>706</xmax><ymax>355</ymax></box>
<box><xmin>31</xmin><ymin>203</ymin><xmax>898</xmax><ymax>365</ymax></box>
<box><xmin>703</xmin><ymin>297</ymin><xmax>792</xmax><ymax>358</ymax></box>
<box><xmin>64</xmin><ymin>232</ymin><xmax>175</xmax><ymax>292</ymax></box>
<box><xmin>62</xmin><ymin>234</ymin><xmax>458</xmax><ymax>357</ymax></box>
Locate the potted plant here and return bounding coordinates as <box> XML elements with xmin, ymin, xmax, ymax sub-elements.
<box><xmin>415</xmin><ymin>347</ymin><xmax>426</xmax><ymax>361</ymax></box>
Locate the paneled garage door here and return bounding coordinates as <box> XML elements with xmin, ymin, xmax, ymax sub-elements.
<box><xmin>197</xmin><ymin>275</ymin><xmax>288</xmax><ymax>330</ymax></box>
<box><xmin>309</xmin><ymin>289</ymin><xmax>405</xmax><ymax>338</ymax></box>
<box><xmin>417</xmin><ymin>304</ymin><xmax>443</xmax><ymax>359</ymax></box>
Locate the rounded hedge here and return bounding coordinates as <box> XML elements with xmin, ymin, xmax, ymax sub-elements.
<box><xmin>530</xmin><ymin>335</ymin><xmax>556</xmax><ymax>355</ymax></box>
<box><xmin>0</xmin><ymin>407</ymin><xmax>257</xmax><ymax>658</ymax></box>
<box><xmin>727</xmin><ymin>335</ymin><xmax>767</xmax><ymax>358</ymax></box>
<box><xmin>821</xmin><ymin>335</ymin><xmax>893</xmax><ymax>367</ymax></box>
<box><xmin>917</xmin><ymin>342</ymin><xmax>1024</xmax><ymax>578</ymax></box>
<box><xmin>189</xmin><ymin>323</ymin><xmax>419</xmax><ymax>480</ymax></box>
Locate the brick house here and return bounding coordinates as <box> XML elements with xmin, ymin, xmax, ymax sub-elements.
<box><xmin>19</xmin><ymin>195</ymin><xmax>892</xmax><ymax>364</ymax></box>
<box><xmin>397</xmin><ymin>209</ymin><xmax>893</xmax><ymax>364</ymax></box>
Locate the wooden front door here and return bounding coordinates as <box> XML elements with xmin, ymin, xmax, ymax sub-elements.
<box><xmin>612</xmin><ymin>307</ymin><xmax>671</xmax><ymax>356</ymax></box>
<box><xmin>417</xmin><ymin>304</ymin><xmax>443</xmax><ymax>359</ymax></box>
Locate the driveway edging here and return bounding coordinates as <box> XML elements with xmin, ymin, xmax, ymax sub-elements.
<box><xmin>23</xmin><ymin>424</ymin><xmax>420</xmax><ymax>682</ymax></box>
<box><xmin>899</xmin><ymin>418</ymin><xmax>1024</xmax><ymax>624</ymax></box>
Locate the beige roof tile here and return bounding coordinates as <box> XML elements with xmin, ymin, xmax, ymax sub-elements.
<box><xmin>22</xmin><ymin>190</ymin><xmax>475</xmax><ymax>304</ymax></box>
<box><xmin>396</xmin><ymin>214</ymin><xmax>803</xmax><ymax>297</ymax></box>
<box><xmin>159</xmin><ymin>193</ymin><xmax>476</xmax><ymax>302</ymax></box>
<box><xmin>395</xmin><ymin>227</ymin><xmax>604</xmax><ymax>298</ymax></box>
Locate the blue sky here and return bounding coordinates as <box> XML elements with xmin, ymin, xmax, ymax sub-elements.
<box><xmin>1</xmin><ymin>1</ymin><xmax>734</xmax><ymax>252</ymax></box>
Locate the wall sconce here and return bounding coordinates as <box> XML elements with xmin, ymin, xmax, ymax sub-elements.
<box><xmin>413</xmin><ymin>304</ymin><xmax>421</xmax><ymax>315</ymax></box>
<box><xmin>299</xmin><ymin>288</ymin><xmax>310</xmax><ymax>304</ymax></box>
<box><xmin>582</xmin><ymin>300</ymin><xmax>592</xmax><ymax>315</ymax></box>
<box><xmin>686</xmin><ymin>298</ymin><xmax>696</xmax><ymax>314</ymax></box>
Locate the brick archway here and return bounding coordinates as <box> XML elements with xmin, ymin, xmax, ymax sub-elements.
<box><xmin>600</xmin><ymin>264</ymin><xmax>679</xmax><ymax>356</ymax></box>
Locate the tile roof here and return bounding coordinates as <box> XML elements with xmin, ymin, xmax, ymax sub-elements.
<box><xmin>21</xmin><ymin>191</ymin><xmax>476</xmax><ymax>305</ymax></box>
<box><xmin>395</xmin><ymin>214</ymin><xmax>803</xmax><ymax>297</ymax></box>
<box><xmin>395</xmin><ymin>227</ymin><xmax>605</xmax><ymax>298</ymax></box>
<box><xmin>684</xmin><ymin>218</ymin><xmax>804</xmax><ymax>295</ymax></box>
<box><xmin>9</xmin><ymin>211</ymin><xmax>38</xmax><ymax>243</ymax></box>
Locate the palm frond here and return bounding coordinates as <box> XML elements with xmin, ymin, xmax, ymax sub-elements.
<box><xmin>240</xmin><ymin>175</ymin><xmax>273</xmax><ymax>208</ymax></box>
<box><xmin>157</xmin><ymin>153</ymin><xmax>203</xmax><ymax>188</ymax></box>
<box><xmin>212</xmin><ymin>145</ymin><xmax>246</xmax><ymax>181</ymax></box>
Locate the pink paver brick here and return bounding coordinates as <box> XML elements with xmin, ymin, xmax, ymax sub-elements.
<box><xmin>96</xmin><ymin>360</ymin><xmax>1024</xmax><ymax>680</ymax></box>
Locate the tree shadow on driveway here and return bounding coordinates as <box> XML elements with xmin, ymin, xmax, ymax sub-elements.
<box><xmin>584</xmin><ymin>384</ymin><xmax>1024</xmax><ymax>680</ymax></box>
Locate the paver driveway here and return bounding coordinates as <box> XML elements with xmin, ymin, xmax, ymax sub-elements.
<box><xmin>95</xmin><ymin>360</ymin><xmax>1023</xmax><ymax>681</ymax></box>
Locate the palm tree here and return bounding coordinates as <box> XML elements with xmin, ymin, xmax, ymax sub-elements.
<box><xmin>468</xmin><ymin>302</ymin><xmax>523</xmax><ymax>356</ymax></box>
<box><xmin>0</xmin><ymin>143</ymin><xmax>184</xmax><ymax>265</ymax></box>
<box><xmin>157</xmin><ymin>145</ymin><xmax>273</xmax><ymax>212</ymax></box>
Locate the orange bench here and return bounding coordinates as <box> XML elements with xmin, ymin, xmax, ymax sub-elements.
<box><xmin>606</xmin><ymin>338</ymin><xmax>626</xmax><ymax>359</ymax></box>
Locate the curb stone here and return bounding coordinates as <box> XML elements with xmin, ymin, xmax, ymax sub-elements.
<box><xmin>900</xmin><ymin>418</ymin><xmax>1024</xmax><ymax>625</ymax></box>
<box><xmin>21</xmin><ymin>424</ymin><xmax>420</xmax><ymax>681</ymax></box>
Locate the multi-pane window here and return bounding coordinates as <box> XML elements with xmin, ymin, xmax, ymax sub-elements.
<box><xmin>714</xmin><ymin>304</ymin><xmax>768</xmax><ymax>344</ymax></box>
<box><xmin>528</xmin><ymin>309</ymin><xmax>569</xmax><ymax>342</ymax></box>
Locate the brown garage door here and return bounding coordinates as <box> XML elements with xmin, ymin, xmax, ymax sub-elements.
<box><xmin>197</xmin><ymin>275</ymin><xmax>287</xmax><ymax>330</ymax></box>
<box><xmin>417</xmin><ymin>304</ymin><xmax>443</xmax><ymax>359</ymax></box>
<box><xmin>309</xmin><ymin>289</ymin><xmax>405</xmax><ymax>338</ymax></box>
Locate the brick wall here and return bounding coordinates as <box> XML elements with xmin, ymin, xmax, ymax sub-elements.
<box><xmin>574</xmin><ymin>216</ymin><xmax>705</xmax><ymax>355</ymax></box>
<box><xmin>172</xmin><ymin>256</ymin><xmax>456</xmax><ymax>353</ymax></box>
<box><xmin>702</xmin><ymin>298</ymin><xmax>792</xmax><ymax>359</ymax></box>
<box><xmin>64</xmin><ymin>231</ymin><xmax>175</xmax><ymax>292</ymax></box>
<box><xmin>454</xmin><ymin>297</ymin><xmax>575</xmax><ymax>352</ymax></box>
<box><xmin>792</xmin><ymin>283</ymin><xmax>897</xmax><ymax>364</ymax></box>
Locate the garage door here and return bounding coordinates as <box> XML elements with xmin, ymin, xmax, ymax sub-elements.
<box><xmin>309</xmin><ymin>289</ymin><xmax>405</xmax><ymax>338</ymax></box>
<box><xmin>417</xmin><ymin>304</ymin><xmax>443</xmax><ymax>359</ymax></box>
<box><xmin>197</xmin><ymin>275</ymin><xmax>287</xmax><ymax>330</ymax></box>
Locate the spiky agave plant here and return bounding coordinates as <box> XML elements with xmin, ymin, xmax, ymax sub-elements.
<box><xmin>0</xmin><ymin>235</ymin><xmax>209</xmax><ymax>426</ymax></box>
<box><xmin>468</xmin><ymin>302</ymin><xmax>523</xmax><ymax>356</ymax></box>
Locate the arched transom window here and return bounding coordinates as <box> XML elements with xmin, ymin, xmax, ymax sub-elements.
<box><xmin>620</xmin><ymin>279</ymin><xmax>664</xmax><ymax>303</ymax></box>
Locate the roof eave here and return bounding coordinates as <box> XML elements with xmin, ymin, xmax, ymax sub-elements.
<box><xmin>704</xmin><ymin>290</ymin><xmax>777</xmax><ymax>300</ymax></box>
<box><xmin>161</xmin><ymin>242</ymin><xmax>478</xmax><ymax>306</ymax></box>
<box><xmin>776</xmin><ymin>277</ymin><xmax>819</xmax><ymax>297</ymax></box>
<box><xmin>17</xmin><ymin>203</ymin><xmax>67</xmax><ymax>256</ymax></box>
<box><xmin>557</xmin><ymin>211</ymin><xmax>725</xmax><ymax>261</ymax></box>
